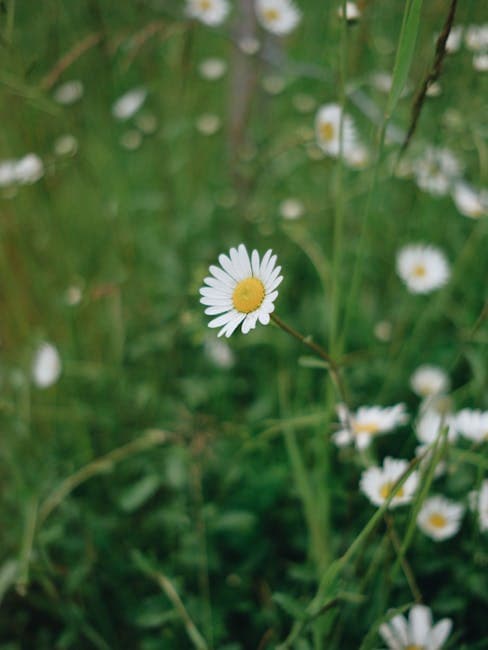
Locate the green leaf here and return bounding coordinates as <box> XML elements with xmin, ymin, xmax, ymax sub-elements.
<box><xmin>385</xmin><ymin>0</ymin><xmax>424</xmax><ymax>118</ymax></box>
<box><xmin>272</xmin><ymin>592</ymin><xmax>307</xmax><ymax>621</ymax></box>
<box><xmin>118</xmin><ymin>475</ymin><xmax>160</xmax><ymax>512</ymax></box>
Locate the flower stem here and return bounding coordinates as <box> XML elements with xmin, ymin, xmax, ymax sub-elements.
<box><xmin>271</xmin><ymin>313</ymin><xmax>348</xmax><ymax>406</ymax></box>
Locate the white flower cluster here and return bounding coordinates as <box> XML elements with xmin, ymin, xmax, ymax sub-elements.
<box><xmin>0</xmin><ymin>154</ymin><xmax>44</xmax><ymax>188</ymax></box>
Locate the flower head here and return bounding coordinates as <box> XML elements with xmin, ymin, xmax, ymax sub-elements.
<box><xmin>417</xmin><ymin>495</ymin><xmax>464</xmax><ymax>541</ymax></box>
<box><xmin>198</xmin><ymin>57</ymin><xmax>227</xmax><ymax>80</ymax></box>
<box><xmin>452</xmin><ymin>181</ymin><xmax>488</xmax><ymax>219</ymax></box>
<box><xmin>414</xmin><ymin>146</ymin><xmax>462</xmax><ymax>197</ymax></box>
<box><xmin>379</xmin><ymin>604</ymin><xmax>452</xmax><ymax>650</ymax></box>
<box><xmin>333</xmin><ymin>403</ymin><xmax>408</xmax><ymax>450</ymax></box>
<box><xmin>360</xmin><ymin>457</ymin><xmax>419</xmax><ymax>509</ymax></box>
<box><xmin>112</xmin><ymin>88</ymin><xmax>147</xmax><ymax>121</ymax></box>
<box><xmin>315</xmin><ymin>103</ymin><xmax>357</xmax><ymax>159</ymax></box>
<box><xmin>186</xmin><ymin>0</ymin><xmax>230</xmax><ymax>26</ymax></box>
<box><xmin>200</xmin><ymin>244</ymin><xmax>283</xmax><ymax>338</ymax></box>
<box><xmin>410</xmin><ymin>365</ymin><xmax>449</xmax><ymax>398</ymax></box>
<box><xmin>32</xmin><ymin>342</ymin><xmax>62</xmax><ymax>389</ymax></box>
<box><xmin>454</xmin><ymin>408</ymin><xmax>488</xmax><ymax>443</ymax></box>
<box><xmin>416</xmin><ymin>409</ymin><xmax>458</xmax><ymax>445</ymax></box>
<box><xmin>53</xmin><ymin>80</ymin><xmax>84</xmax><ymax>105</ymax></box>
<box><xmin>255</xmin><ymin>0</ymin><xmax>301</xmax><ymax>35</ymax></box>
<box><xmin>396</xmin><ymin>244</ymin><xmax>450</xmax><ymax>294</ymax></box>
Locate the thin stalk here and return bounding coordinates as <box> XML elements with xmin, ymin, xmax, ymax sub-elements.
<box><xmin>384</xmin><ymin>514</ymin><xmax>422</xmax><ymax>602</ymax></box>
<box><xmin>16</xmin><ymin>497</ymin><xmax>37</xmax><ymax>596</ymax></box>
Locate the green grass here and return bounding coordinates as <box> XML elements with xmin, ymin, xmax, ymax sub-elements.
<box><xmin>1</xmin><ymin>0</ymin><xmax>487</xmax><ymax>648</ymax></box>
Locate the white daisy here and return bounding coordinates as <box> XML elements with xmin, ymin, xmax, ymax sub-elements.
<box><xmin>417</xmin><ymin>495</ymin><xmax>464</xmax><ymax>541</ymax></box>
<box><xmin>473</xmin><ymin>53</ymin><xmax>488</xmax><ymax>71</ymax></box>
<box><xmin>315</xmin><ymin>103</ymin><xmax>357</xmax><ymax>159</ymax></box>
<box><xmin>379</xmin><ymin>604</ymin><xmax>452</xmax><ymax>650</ymax></box>
<box><xmin>198</xmin><ymin>57</ymin><xmax>227</xmax><ymax>80</ymax></box>
<box><xmin>470</xmin><ymin>480</ymin><xmax>488</xmax><ymax>532</ymax></box>
<box><xmin>255</xmin><ymin>0</ymin><xmax>301</xmax><ymax>35</ymax></box>
<box><xmin>454</xmin><ymin>408</ymin><xmax>488</xmax><ymax>443</ymax></box>
<box><xmin>333</xmin><ymin>403</ymin><xmax>408</xmax><ymax>450</ymax></box>
<box><xmin>396</xmin><ymin>244</ymin><xmax>450</xmax><ymax>294</ymax></box>
<box><xmin>54</xmin><ymin>134</ymin><xmax>78</xmax><ymax>157</ymax></box>
<box><xmin>112</xmin><ymin>88</ymin><xmax>147</xmax><ymax>120</ymax></box>
<box><xmin>14</xmin><ymin>154</ymin><xmax>44</xmax><ymax>185</ymax></box>
<box><xmin>445</xmin><ymin>25</ymin><xmax>463</xmax><ymax>54</ymax></box>
<box><xmin>360</xmin><ymin>457</ymin><xmax>419</xmax><ymax>509</ymax></box>
<box><xmin>199</xmin><ymin>244</ymin><xmax>283</xmax><ymax>338</ymax></box>
<box><xmin>53</xmin><ymin>80</ymin><xmax>84</xmax><ymax>105</ymax></box>
<box><xmin>414</xmin><ymin>146</ymin><xmax>462</xmax><ymax>197</ymax></box>
<box><xmin>452</xmin><ymin>182</ymin><xmax>488</xmax><ymax>218</ymax></box>
<box><xmin>415</xmin><ymin>443</ymin><xmax>446</xmax><ymax>478</ymax></box>
<box><xmin>196</xmin><ymin>113</ymin><xmax>221</xmax><ymax>135</ymax></box>
<box><xmin>186</xmin><ymin>0</ymin><xmax>230</xmax><ymax>26</ymax></box>
<box><xmin>0</xmin><ymin>160</ymin><xmax>18</xmax><ymax>187</ymax></box>
<box><xmin>410</xmin><ymin>365</ymin><xmax>449</xmax><ymax>398</ymax></box>
<box><xmin>32</xmin><ymin>342</ymin><xmax>62</xmax><ymax>389</ymax></box>
<box><xmin>238</xmin><ymin>36</ymin><xmax>261</xmax><ymax>55</ymax></box>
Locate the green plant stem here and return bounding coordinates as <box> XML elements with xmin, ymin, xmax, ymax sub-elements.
<box><xmin>16</xmin><ymin>497</ymin><xmax>37</xmax><ymax>596</ymax></box>
<box><xmin>384</xmin><ymin>514</ymin><xmax>422</xmax><ymax>602</ymax></box>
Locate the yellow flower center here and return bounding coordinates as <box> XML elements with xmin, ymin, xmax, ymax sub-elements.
<box><xmin>405</xmin><ymin>646</ymin><xmax>424</xmax><ymax>650</ymax></box>
<box><xmin>379</xmin><ymin>481</ymin><xmax>404</xmax><ymax>500</ymax></box>
<box><xmin>428</xmin><ymin>512</ymin><xmax>447</xmax><ymax>529</ymax></box>
<box><xmin>353</xmin><ymin>422</ymin><xmax>380</xmax><ymax>435</ymax></box>
<box><xmin>232</xmin><ymin>277</ymin><xmax>265</xmax><ymax>313</ymax></box>
<box><xmin>412</xmin><ymin>263</ymin><xmax>427</xmax><ymax>278</ymax></box>
<box><xmin>319</xmin><ymin>121</ymin><xmax>335</xmax><ymax>142</ymax></box>
<box><xmin>263</xmin><ymin>8</ymin><xmax>280</xmax><ymax>21</ymax></box>
<box><xmin>199</xmin><ymin>0</ymin><xmax>212</xmax><ymax>10</ymax></box>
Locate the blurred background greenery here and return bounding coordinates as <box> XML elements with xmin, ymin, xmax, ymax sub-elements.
<box><xmin>0</xmin><ymin>0</ymin><xmax>487</xmax><ymax>647</ymax></box>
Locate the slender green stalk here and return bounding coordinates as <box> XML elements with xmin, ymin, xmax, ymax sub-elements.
<box><xmin>16</xmin><ymin>497</ymin><xmax>37</xmax><ymax>596</ymax></box>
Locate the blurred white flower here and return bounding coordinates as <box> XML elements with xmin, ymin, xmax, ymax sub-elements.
<box><xmin>337</xmin><ymin>1</ymin><xmax>360</xmax><ymax>23</ymax></box>
<box><xmin>196</xmin><ymin>113</ymin><xmax>221</xmax><ymax>135</ymax></box>
<box><xmin>379</xmin><ymin>604</ymin><xmax>452</xmax><ymax>650</ymax></box>
<box><xmin>200</xmin><ymin>244</ymin><xmax>282</xmax><ymax>337</ymax></box>
<box><xmin>374</xmin><ymin>320</ymin><xmax>392</xmax><ymax>342</ymax></box>
<box><xmin>426</xmin><ymin>80</ymin><xmax>442</xmax><ymax>97</ymax></box>
<box><xmin>54</xmin><ymin>134</ymin><xmax>78</xmax><ymax>157</ymax></box>
<box><xmin>0</xmin><ymin>160</ymin><xmax>17</xmax><ymax>187</ymax></box>
<box><xmin>334</xmin><ymin>403</ymin><xmax>408</xmax><ymax>450</ymax></box>
<box><xmin>238</xmin><ymin>36</ymin><xmax>261</xmax><ymax>55</ymax></box>
<box><xmin>135</xmin><ymin>112</ymin><xmax>158</xmax><ymax>134</ymax></box>
<box><xmin>396</xmin><ymin>244</ymin><xmax>450</xmax><ymax>294</ymax></box>
<box><xmin>120</xmin><ymin>130</ymin><xmax>143</xmax><ymax>150</ymax></box>
<box><xmin>452</xmin><ymin>182</ymin><xmax>488</xmax><ymax>218</ymax></box>
<box><xmin>417</xmin><ymin>495</ymin><xmax>464</xmax><ymax>541</ymax></box>
<box><xmin>360</xmin><ymin>457</ymin><xmax>419</xmax><ymax>508</ymax></box>
<box><xmin>470</xmin><ymin>480</ymin><xmax>488</xmax><ymax>532</ymax></box>
<box><xmin>186</xmin><ymin>0</ymin><xmax>229</xmax><ymax>26</ymax></box>
<box><xmin>65</xmin><ymin>286</ymin><xmax>83</xmax><ymax>306</ymax></box>
<box><xmin>292</xmin><ymin>93</ymin><xmax>316</xmax><ymax>113</ymax></box>
<box><xmin>198</xmin><ymin>57</ymin><xmax>227</xmax><ymax>80</ymax></box>
<box><xmin>344</xmin><ymin>142</ymin><xmax>370</xmax><ymax>169</ymax></box>
<box><xmin>204</xmin><ymin>337</ymin><xmax>235</xmax><ymax>368</ymax></box>
<box><xmin>454</xmin><ymin>408</ymin><xmax>488</xmax><ymax>443</ymax></box>
<box><xmin>53</xmin><ymin>80</ymin><xmax>84</xmax><ymax>105</ymax></box>
<box><xmin>279</xmin><ymin>198</ymin><xmax>304</xmax><ymax>220</ymax></box>
<box><xmin>445</xmin><ymin>25</ymin><xmax>463</xmax><ymax>53</ymax></box>
<box><xmin>473</xmin><ymin>53</ymin><xmax>488</xmax><ymax>71</ymax></box>
<box><xmin>262</xmin><ymin>74</ymin><xmax>286</xmax><ymax>95</ymax></box>
<box><xmin>410</xmin><ymin>365</ymin><xmax>449</xmax><ymax>398</ymax></box>
<box><xmin>315</xmin><ymin>103</ymin><xmax>358</xmax><ymax>159</ymax></box>
<box><xmin>415</xmin><ymin>443</ymin><xmax>446</xmax><ymax>478</ymax></box>
<box><xmin>32</xmin><ymin>342</ymin><xmax>62</xmax><ymax>388</ymax></box>
<box><xmin>255</xmin><ymin>0</ymin><xmax>301</xmax><ymax>36</ymax></box>
<box><xmin>112</xmin><ymin>88</ymin><xmax>147</xmax><ymax>120</ymax></box>
<box><xmin>14</xmin><ymin>154</ymin><xmax>44</xmax><ymax>185</ymax></box>
<box><xmin>465</xmin><ymin>24</ymin><xmax>488</xmax><ymax>52</ymax></box>
<box><xmin>414</xmin><ymin>146</ymin><xmax>462</xmax><ymax>197</ymax></box>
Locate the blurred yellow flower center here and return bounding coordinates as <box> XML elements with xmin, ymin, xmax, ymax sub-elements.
<box><xmin>428</xmin><ymin>512</ymin><xmax>447</xmax><ymax>529</ymax></box>
<box><xmin>379</xmin><ymin>482</ymin><xmax>404</xmax><ymax>500</ymax></box>
<box><xmin>405</xmin><ymin>646</ymin><xmax>424</xmax><ymax>650</ymax></box>
<box><xmin>199</xmin><ymin>0</ymin><xmax>212</xmax><ymax>9</ymax></box>
<box><xmin>233</xmin><ymin>277</ymin><xmax>265</xmax><ymax>313</ymax></box>
<box><xmin>264</xmin><ymin>8</ymin><xmax>280</xmax><ymax>21</ymax></box>
<box><xmin>353</xmin><ymin>421</ymin><xmax>380</xmax><ymax>435</ymax></box>
<box><xmin>320</xmin><ymin>121</ymin><xmax>335</xmax><ymax>142</ymax></box>
<box><xmin>412</xmin><ymin>264</ymin><xmax>427</xmax><ymax>278</ymax></box>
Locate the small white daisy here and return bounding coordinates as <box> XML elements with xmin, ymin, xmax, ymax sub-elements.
<box><xmin>445</xmin><ymin>25</ymin><xmax>464</xmax><ymax>54</ymax></box>
<box><xmin>54</xmin><ymin>134</ymin><xmax>78</xmax><ymax>157</ymax></box>
<box><xmin>396</xmin><ymin>244</ymin><xmax>450</xmax><ymax>294</ymax></box>
<box><xmin>315</xmin><ymin>103</ymin><xmax>357</xmax><ymax>159</ymax></box>
<box><xmin>337</xmin><ymin>1</ymin><xmax>361</xmax><ymax>23</ymax></box>
<box><xmin>360</xmin><ymin>457</ymin><xmax>419</xmax><ymax>509</ymax></box>
<box><xmin>238</xmin><ymin>36</ymin><xmax>261</xmax><ymax>55</ymax></box>
<box><xmin>452</xmin><ymin>182</ymin><xmax>488</xmax><ymax>218</ymax></box>
<box><xmin>196</xmin><ymin>113</ymin><xmax>221</xmax><ymax>135</ymax></box>
<box><xmin>112</xmin><ymin>88</ymin><xmax>147</xmax><ymax>121</ymax></box>
<box><xmin>0</xmin><ymin>160</ymin><xmax>17</xmax><ymax>187</ymax></box>
<box><xmin>417</xmin><ymin>495</ymin><xmax>464</xmax><ymax>541</ymax></box>
<box><xmin>454</xmin><ymin>408</ymin><xmax>488</xmax><ymax>443</ymax></box>
<box><xmin>32</xmin><ymin>342</ymin><xmax>62</xmax><ymax>388</ymax></box>
<box><xmin>465</xmin><ymin>24</ymin><xmax>488</xmax><ymax>52</ymax></box>
<box><xmin>14</xmin><ymin>154</ymin><xmax>44</xmax><ymax>185</ymax></box>
<box><xmin>53</xmin><ymin>80</ymin><xmax>84</xmax><ymax>105</ymax></box>
<box><xmin>200</xmin><ymin>244</ymin><xmax>283</xmax><ymax>338</ymax></box>
<box><xmin>470</xmin><ymin>480</ymin><xmax>488</xmax><ymax>532</ymax></box>
<box><xmin>379</xmin><ymin>604</ymin><xmax>452</xmax><ymax>650</ymax></box>
<box><xmin>186</xmin><ymin>0</ymin><xmax>230</xmax><ymax>26</ymax></box>
<box><xmin>473</xmin><ymin>52</ymin><xmax>488</xmax><ymax>71</ymax></box>
<box><xmin>414</xmin><ymin>146</ymin><xmax>462</xmax><ymax>197</ymax></box>
<box><xmin>410</xmin><ymin>365</ymin><xmax>449</xmax><ymax>398</ymax></box>
<box><xmin>334</xmin><ymin>403</ymin><xmax>408</xmax><ymax>450</ymax></box>
<box><xmin>255</xmin><ymin>0</ymin><xmax>301</xmax><ymax>36</ymax></box>
<box><xmin>198</xmin><ymin>57</ymin><xmax>227</xmax><ymax>80</ymax></box>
